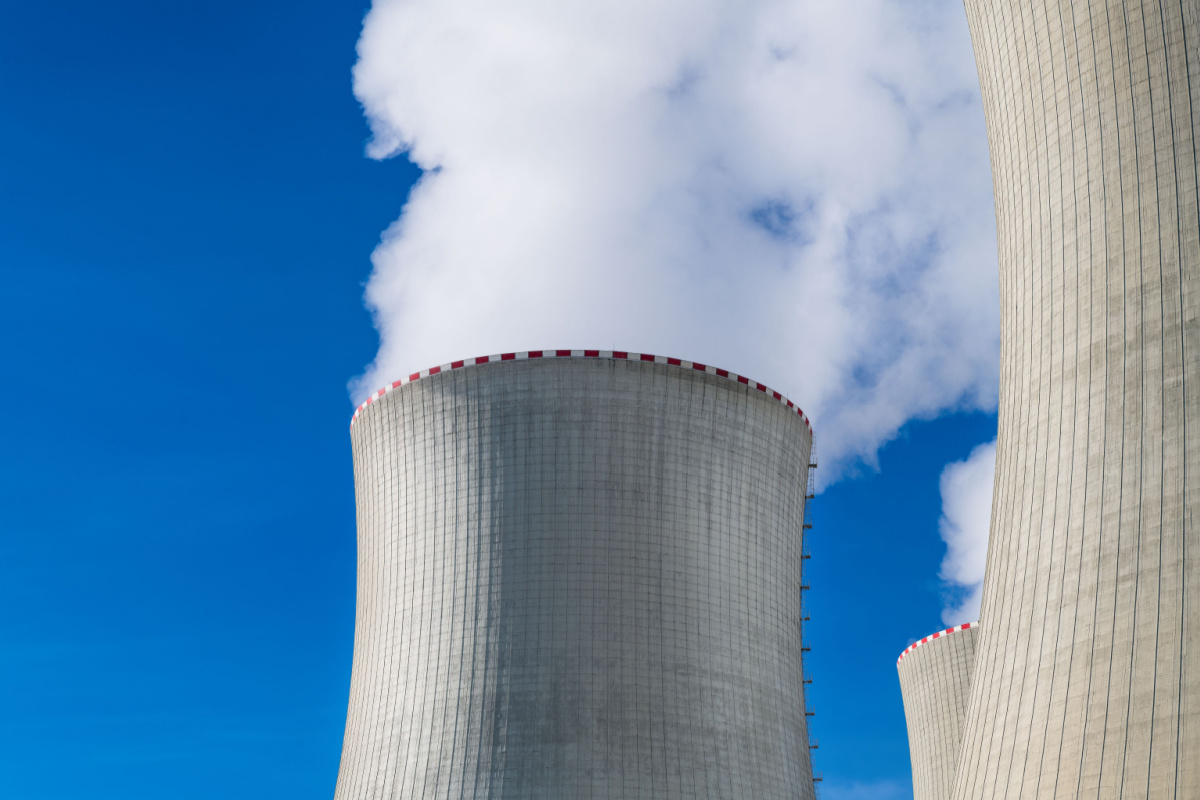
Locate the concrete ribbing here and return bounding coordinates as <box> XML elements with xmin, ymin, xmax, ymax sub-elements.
<box><xmin>334</xmin><ymin>355</ymin><xmax>816</xmax><ymax>799</ymax></box>
<box><xmin>954</xmin><ymin>1</ymin><xmax>1200</xmax><ymax>797</ymax></box>
<box><xmin>898</xmin><ymin>624</ymin><xmax>980</xmax><ymax>800</ymax></box>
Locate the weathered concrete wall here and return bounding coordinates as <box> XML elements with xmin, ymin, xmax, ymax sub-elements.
<box><xmin>956</xmin><ymin>2</ymin><xmax>1200</xmax><ymax>797</ymax></box>
<box><xmin>897</xmin><ymin>623</ymin><xmax>979</xmax><ymax>800</ymax></box>
<box><xmin>334</xmin><ymin>352</ymin><xmax>816</xmax><ymax>799</ymax></box>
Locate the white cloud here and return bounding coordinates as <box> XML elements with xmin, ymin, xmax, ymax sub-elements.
<box><xmin>350</xmin><ymin>0</ymin><xmax>999</xmax><ymax>480</ymax></box>
<box><xmin>938</xmin><ymin>439</ymin><xmax>996</xmax><ymax>625</ymax></box>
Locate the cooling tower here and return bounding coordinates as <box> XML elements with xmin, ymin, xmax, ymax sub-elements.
<box><xmin>334</xmin><ymin>350</ymin><xmax>817</xmax><ymax>799</ymax></box>
<box><xmin>897</xmin><ymin>623</ymin><xmax>979</xmax><ymax>800</ymax></box>
<box><xmin>949</xmin><ymin>2</ymin><xmax>1200</xmax><ymax>797</ymax></box>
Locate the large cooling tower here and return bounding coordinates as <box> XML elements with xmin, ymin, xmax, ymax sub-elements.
<box><xmin>334</xmin><ymin>350</ymin><xmax>817</xmax><ymax>799</ymax></box>
<box><xmin>896</xmin><ymin>623</ymin><xmax>979</xmax><ymax>800</ymax></box>
<box><xmin>951</xmin><ymin>2</ymin><xmax>1200</xmax><ymax>797</ymax></box>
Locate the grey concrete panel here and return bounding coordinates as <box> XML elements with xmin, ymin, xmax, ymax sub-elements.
<box><xmin>955</xmin><ymin>2</ymin><xmax>1200</xmax><ymax>797</ymax></box>
<box><xmin>334</xmin><ymin>354</ymin><xmax>816</xmax><ymax>799</ymax></box>
<box><xmin>897</xmin><ymin>624</ymin><xmax>979</xmax><ymax>800</ymax></box>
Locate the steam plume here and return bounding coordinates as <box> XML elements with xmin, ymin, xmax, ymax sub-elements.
<box><xmin>351</xmin><ymin>0</ymin><xmax>999</xmax><ymax>479</ymax></box>
<box><xmin>938</xmin><ymin>440</ymin><xmax>996</xmax><ymax>624</ymax></box>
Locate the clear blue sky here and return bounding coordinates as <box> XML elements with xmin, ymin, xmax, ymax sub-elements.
<box><xmin>0</xmin><ymin>2</ymin><xmax>995</xmax><ymax>798</ymax></box>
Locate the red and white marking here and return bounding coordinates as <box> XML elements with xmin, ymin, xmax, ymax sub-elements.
<box><xmin>350</xmin><ymin>350</ymin><xmax>812</xmax><ymax>433</ymax></box>
<box><xmin>896</xmin><ymin>622</ymin><xmax>977</xmax><ymax>666</ymax></box>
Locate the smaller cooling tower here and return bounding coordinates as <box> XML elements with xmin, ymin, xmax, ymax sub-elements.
<box><xmin>896</xmin><ymin>623</ymin><xmax>978</xmax><ymax>800</ymax></box>
<box><xmin>335</xmin><ymin>349</ymin><xmax>817</xmax><ymax>800</ymax></box>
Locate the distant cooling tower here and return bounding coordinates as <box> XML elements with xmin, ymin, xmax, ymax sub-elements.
<box><xmin>334</xmin><ymin>350</ymin><xmax>817</xmax><ymax>799</ymax></box>
<box><xmin>927</xmin><ymin>2</ymin><xmax>1199</xmax><ymax>798</ymax></box>
<box><xmin>896</xmin><ymin>623</ymin><xmax>979</xmax><ymax>800</ymax></box>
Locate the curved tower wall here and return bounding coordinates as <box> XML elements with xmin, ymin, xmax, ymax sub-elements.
<box><xmin>897</xmin><ymin>623</ymin><xmax>979</xmax><ymax>800</ymax></box>
<box><xmin>958</xmin><ymin>2</ymin><xmax>1200</xmax><ymax>797</ymax></box>
<box><xmin>334</xmin><ymin>351</ymin><xmax>816</xmax><ymax>799</ymax></box>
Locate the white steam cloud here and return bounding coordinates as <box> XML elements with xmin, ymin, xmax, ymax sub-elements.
<box><xmin>350</xmin><ymin>0</ymin><xmax>999</xmax><ymax>479</ymax></box>
<box><xmin>938</xmin><ymin>440</ymin><xmax>996</xmax><ymax>625</ymax></box>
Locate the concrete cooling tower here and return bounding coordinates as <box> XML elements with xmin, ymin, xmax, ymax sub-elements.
<box><xmin>334</xmin><ymin>350</ymin><xmax>817</xmax><ymax>799</ymax></box>
<box><xmin>896</xmin><ymin>623</ymin><xmax>979</xmax><ymax>800</ymax></box>
<box><xmin>895</xmin><ymin>1</ymin><xmax>1199</xmax><ymax>798</ymax></box>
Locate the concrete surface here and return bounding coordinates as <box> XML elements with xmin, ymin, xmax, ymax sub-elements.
<box><xmin>897</xmin><ymin>624</ymin><xmax>979</xmax><ymax>800</ymax></box>
<box><xmin>334</xmin><ymin>354</ymin><xmax>816</xmax><ymax>799</ymax></box>
<box><xmin>955</xmin><ymin>2</ymin><xmax>1200</xmax><ymax>796</ymax></box>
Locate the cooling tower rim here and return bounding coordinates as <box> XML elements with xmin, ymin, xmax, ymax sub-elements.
<box><xmin>350</xmin><ymin>349</ymin><xmax>812</xmax><ymax>434</ymax></box>
<box><xmin>896</xmin><ymin>621</ymin><xmax>978</xmax><ymax>666</ymax></box>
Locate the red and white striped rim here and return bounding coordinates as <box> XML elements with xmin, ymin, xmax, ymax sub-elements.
<box><xmin>896</xmin><ymin>622</ymin><xmax>977</xmax><ymax>665</ymax></box>
<box><xmin>350</xmin><ymin>350</ymin><xmax>812</xmax><ymax>433</ymax></box>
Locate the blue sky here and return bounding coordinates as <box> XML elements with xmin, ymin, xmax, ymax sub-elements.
<box><xmin>0</xmin><ymin>2</ymin><xmax>996</xmax><ymax>798</ymax></box>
